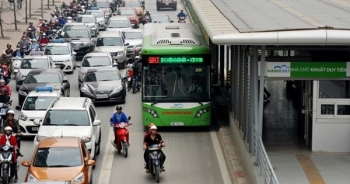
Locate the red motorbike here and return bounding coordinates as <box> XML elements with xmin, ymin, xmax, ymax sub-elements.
<box><xmin>1</xmin><ymin>64</ymin><xmax>10</xmax><ymax>85</ymax></box>
<box><xmin>113</xmin><ymin>116</ymin><xmax>131</xmax><ymax>157</ymax></box>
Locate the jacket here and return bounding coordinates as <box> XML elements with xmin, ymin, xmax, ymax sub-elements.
<box><xmin>39</xmin><ymin>37</ymin><xmax>49</xmax><ymax>44</ymax></box>
<box><xmin>0</xmin><ymin>119</ymin><xmax>20</xmax><ymax>134</ymax></box>
<box><xmin>18</xmin><ymin>39</ymin><xmax>30</xmax><ymax>48</ymax></box>
<box><xmin>12</xmin><ymin>49</ymin><xmax>24</xmax><ymax>58</ymax></box>
<box><xmin>58</xmin><ymin>19</ymin><xmax>66</xmax><ymax>25</ymax></box>
<box><xmin>177</xmin><ymin>13</ymin><xmax>186</xmax><ymax>17</ymax></box>
<box><xmin>0</xmin><ymin>95</ymin><xmax>10</xmax><ymax>104</ymax></box>
<box><xmin>0</xmin><ymin>86</ymin><xmax>11</xmax><ymax>96</ymax></box>
<box><xmin>0</xmin><ymin>134</ymin><xmax>18</xmax><ymax>163</ymax></box>
<box><xmin>110</xmin><ymin>112</ymin><xmax>129</xmax><ymax>125</ymax></box>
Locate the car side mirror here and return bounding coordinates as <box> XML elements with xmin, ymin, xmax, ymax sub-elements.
<box><xmin>124</xmin><ymin>43</ymin><xmax>129</xmax><ymax>46</ymax></box>
<box><xmin>15</xmin><ymin>106</ymin><xmax>21</xmax><ymax>111</ymax></box>
<box><xmin>87</xmin><ymin>160</ymin><xmax>95</xmax><ymax>166</ymax></box>
<box><xmin>128</xmin><ymin>116</ymin><xmax>131</xmax><ymax>120</ymax></box>
<box><xmin>113</xmin><ymin>63</ymin><xmax>118</xmax><ymax>67</ymax></box>
<box><xmin>21</xmin><ymin>160</ymin><xmax>30</xmax><ymax>167</ymax></box>
<box><xmin>93</xmin><ymin>120</ymin><xmax>101</xmax><ymax>126</ymax></box>
<box><xmin>76</xmin><ymin>64</ymin><xmax>81</xmax><ymax>68</ymax></box>
<box><xmin>33</xmin><ymin>119</ymin><xmax>42</xmax><ymax>125</ymax></box>
<box><xmin>170</xmin><ymin>20</ymin><xmax>174</xmax><ymax>23</ymax></box>
<box><xmin>72</xmin><ymin>51</ymin><xmax>77</xmax><ymax>55</ymax></box>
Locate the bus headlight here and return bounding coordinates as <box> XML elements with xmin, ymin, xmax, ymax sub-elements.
<box><xmin>195</xmin><ymin>107</ymin><xmax>210</xmax><ymax>118</ymax></box>
<box><xmin>143</xmin><ymin>107</ymin><xmax>159</xmax><ymax>118</ymax></box>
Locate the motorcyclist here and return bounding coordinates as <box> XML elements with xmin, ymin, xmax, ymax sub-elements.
<box><xmin>61</xmin><ymin>2</ymin><xmax>67</xmax><ymax>8</ymax></box>
<box><xmin>143</xmin><ymin>10</ymin><xmax>151</xmax><ymax>22</ymax></box>
<box><xmin>39</xmin><ymin>33</ymin><xmax>49</xmax><ymax>44</ymax></box>
<box><xmin>110</xmin><ymin>105</ymin><xmax>130</xmax><ymax>146</ymax></box>
<box><xmin>2</xmin><ymin>44</ymin><xmax>13</xmax><ymax>57</ymax></box>
<box><xmin>26</xmin><ymin>27</ymin><xmax>35</xmax><ymax>39</ymax></box>
<box><xmin>143</xmin><ymin>125</ymin><xmax>166</xmax><ymax>173</ymax></box>
<box><xmin>0</xmin><ymin>126</ymin><xmax>20</xmax><ymax>182</ymax></box>
<box><xmin>40</xmin><ymin>23</ymin><xmax>49</xmax><ymax>33</ymax></box>
<box><xmin>49</xmin><ymin>29</ymin><xmax>59</xmax><ymax>40</ymax></box>
<box><xmin>0</xmin><ymin>81</ymin><xmax>11</xmax><ymax>96</ymax></box>
<box><xmin>37</xmin><ymin>18</ymin><xmax>44</xmax><ymax>28</ymax></box>
<box><xmin>143</xmin><ymin>123</ymin><xmax>154</xmax><ymax>142</ymax></box>
<box><xmin>27</xmin><ymin>22</ymin><xmax>36</xmax><ymax>32</ymax></box>
<box><xmin>58</xmin><ymin>16</ymin><xmax>66</xmax><ymax>26</ymax></box>
<box><xmin>50</xmin><ymin>13</ymin><xmax>57</xmax><ymax>21</ymax></box>
<box><xmin>55</xmin><ymin>6</ymin><xmax>61</xmax><ymax>15</ymax></box>
<box><xmin>36</xmin><ymin>31</ymin><xmax>44</xmax><ymax>41</ymax></box>
<box><xmin>12</xmin><ymin>45</ymin><xmax>25</xmax><ymax>58</ymax></box>
<box><xmin>177</xmin><ymin>9</ymin><xmax>187</xmax><ymax>18</ymax></box>
<box><xmin>18</xmin><ymin>36</ymin><xmax>30</xmax><ymax>51</ymax></box>
<box><xmin>128</xmin><ymin>56</ymin><xmax>141</xmax><ymax>91</ymax></box>
<box><xmin>0</xmin><ymin>111</ymin><xmax>23</xmax><ymax>158</ymax></box>
<box><xmin>29</xmin><ymin>39</ymin><xmax>40</xmax><ymax>51</ymax></box>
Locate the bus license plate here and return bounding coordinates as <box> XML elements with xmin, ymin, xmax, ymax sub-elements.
<box><xmin>171</xmin><ymin>122</ymin><xmax>184</xmax><ymax>126</ymax></box>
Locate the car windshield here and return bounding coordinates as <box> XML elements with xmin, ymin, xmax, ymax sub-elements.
<box><xmin>24</xmin><ymin>73</ymin><xmax>60</xmax><ymax>84</ymax></box>
<box><xmin>87</xmin><ymin>11</ymin><xmax>104</xmax><ymax>18</ymax></box>
<box><xmin>20</xmin><ymin>59</ymin><xmax>49</xmax><ymax>69</ymax></box>
<box><xmin>95</xmin><ymin>2</ymin><xmax>110</xmax><ymax>7</ymax></box>
<box><xmin>76</xmin><ymin>16</ymin><xmax>95</xmax><ymax>23</ymax></box>
<box><xmin>44</xmin><ymin>45</ymin><xmax>70</xmax><ymax>55</ymax></box>
<box><xmin>123</xmin><ymin>32</ymin><xmax>142</xmax><ymax>39</ymax></box>
<box><xmin>96</xmin><ymin>37</ymin><xmax>123</xmax><ymax>46</ymax></box>
<box><xmin>22</xmin><ymin>97</ymin><xmax>57</xmax><ymax>111</ymax></box>
<box><xmin>85</xmin><ymin>71</ymin><xmax>120</xmax><ymax>82</ymax></box>
<box><xmin>62</xmin><ymin>24</ymin><xmax>83</xmax><ymax>32</ymax></box>
<box><xmin>142</xmin><ymin>64</ymin><xmax>210</xmax><ymax>102</ymax></box>
<box><xmin>82</xmin><ymin>56</ymin><xmax>111</xmax><ymax>67</ymax></box>
<box><xmin>119</xmin><ymin>10</ymin><xmax>135</xmax><ymax>15</ymax></box>
<box><xmin>64</xmin><ymin>29</ymin><xmax>89</xmax><ymax>38</ymax></box>
<box><xmin>33</xmin><ymin>147</ymin><xmax>83</xmax><ymax>167</ymax></box>
<box><xmin>42</xmin><ymin>110</ymin><xmax>90</xmax><ymax>126</ymax></box>
<box><xmin>108</xmin><ymin>20</ymin><xmax>130</xmax><ymax>28</ymax></box>
<box><xmin>151</xmin><ymin>15</ymin><xmax>170</xmax><ymax>23</ymax></box>
<box><xmin>125</xmin><ymin>1</ymin><xmax>140</xmax><ymax>7</ymax></box>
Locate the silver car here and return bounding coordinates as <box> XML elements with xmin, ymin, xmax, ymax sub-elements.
<box><xmin>122</xmin><ymin>29</ymin><xmax>142</xmax><ymax>57</ymax></box>
<box><xmin>76</xmin><ymin>15</ymin><xmax>99</xmax><ymax>36</ymax></box>
<box><xmin>77</xmin><ymin>52</ymin><xmax>118</xmax><ymax>87</ymax></box>
<box><xmin>93</xmin><ymin>1</ymin><xmax>113</xmax><ymax>17</ymax></box>
<box><xmin>94</xmin><ymin>31</ymin><xmax>129</xmax><ymax>68</ymax></box>
<box><xmin>59</xmin><ymin>22</ymin><xmax>86</xmax><ymax>37</ymax></box>
<box><xmin>86</xmin><ymin>10</ymin><xmax>107</xmax><ymax>31</ymax></box>
<box><xmin>106</xmin><ymin>16</ymin><xmax>134</xmax><ymax>32</ymax></box>
<box><xmin>15</xmin><ymin>55</ymin><xmax>56</xmax><ymax>91</ymax></box>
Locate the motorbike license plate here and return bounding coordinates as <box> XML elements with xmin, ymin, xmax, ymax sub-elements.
<box><xmin>32</xmin><ymin>127</ymin><xmax>39</xmax><ymax>131</ymax></box>
<box><xmin>14</xmin><ymin>69</ymin><xmax>18</xmax><ymax>72</ymax></box>
<box><xmin>171</xmin><ymin>122</ymin><xmax>184</xmax><ymax>126</ymax></box>
<box><xmin>96</xmin><ymin>94</ymin><xmax>108</xmax><ymax>99</ymax></box>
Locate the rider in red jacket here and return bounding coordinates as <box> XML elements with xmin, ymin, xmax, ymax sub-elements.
<box><xmin>0</xmin><ymin>126</ymin><xmax>19</xmax><ymax>182</ymax></box>
<box><xmin>0</xmin><ymin>79</ymin><xmax>11</xmax><ymax>96</ymax></box>
<box><xmin>39</xmin><ymin>33</ymin><xmax>49</xmax><ymax>44</ymax></box>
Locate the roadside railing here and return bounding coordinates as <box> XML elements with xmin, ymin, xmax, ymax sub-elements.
<box><xmin>255</xmin><ymin>136</ymin><xmax>279</xmax><ymax>184</ymax></box>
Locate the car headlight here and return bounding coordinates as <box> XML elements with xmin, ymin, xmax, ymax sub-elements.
<box><xmin>81</xmin><ymin>86</ymin><xmax>90</xmax><ymax>93</ymax></box>
<box><xmin>28</xmin><ymin>174</ymin><xmax>38</xmax><ymax>182</ymax></box>
<box><xmin>118</xmin><ymin>51</ymin><xmax>124</xmax><ymax>55</ymax></box>
<box><xmin>82</xmin><ymin>136</ymin><xmax>91</xmax><ymax>143</ymax></box>
<box><xmin>65</xmin><ymin>59</ymin><xmax>71</xmax><ymax>62</ymax></box>
<box><xmin>110</xmin><ymin>86</ymin><xmax>123</xmax><ymax>94</ymax></box>
<box><xmin>37</xmin><ymin>135</ymin><xmax>47</xmax><ymax>142</ymax></box>
<box><xmin>18</xmin><ymin>90</ymin><xmax>27</xmax><ymax>96</ymax></box>
<box><xmin>20</xmin><ymin>112</ymin><xmax>28</xmax><ymax>121</ymax></box>
<box><xmin>79</xmin><ymin>72</ymin><xmax>86</xmax><ymax>79</ymax></box>
<box><xmin>71</xmin><ymin>172</ymin><xmax>84</xmax><ymax>182</ymax></box>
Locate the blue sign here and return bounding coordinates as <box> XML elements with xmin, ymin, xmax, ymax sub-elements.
<box><xmin>90</xmin><ymin>7</ymin><xmax>99</xmax><ymax>10</ymax></box>
<box><xmin>36</xmin><ymin>86</ymin><xmax>53</xmax><ymax>92</ymax></box>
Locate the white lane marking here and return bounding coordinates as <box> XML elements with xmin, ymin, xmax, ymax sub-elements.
<box><xmin>98</xmin><ymin>128</ymin><xmax>115</xmax><ymax>184</ymax></box>
<box><xmin>210</xmin><ymin>130</ymin><xmax>232</xmax><ymax>184</ymax></box>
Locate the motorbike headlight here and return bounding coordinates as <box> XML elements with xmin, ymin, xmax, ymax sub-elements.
<box><xmin>19</xmin><ymin>112</ymin><xmax>27</xmax><ymax>121</ymax></box>
<box><xmin>71</xmin><ymin>172</ymin><xmax>84</xmax><ymax>182</ymax></box>
<box><xmin>37</xmin><ymin>135</ymin><xmax>47</xmax><ymax>142</ymax></box>
<box><xmin>28</xmin><ymin>174</ymin><xmax>38</xmax><ymax>182</ymax></box>
<box><xmin>111</xmin><ymin>86</ymin><xmax>123</xmax><ymax>94</ymax></box>
<box><xmin>82</xmin><ymin>136</ymin><xmax>91</xmax><ymax>143</ymax></box>
<box><xmin>18</xmin><ymin>90</ymin><xmax>27</xmax><ymax>96</ymax></box>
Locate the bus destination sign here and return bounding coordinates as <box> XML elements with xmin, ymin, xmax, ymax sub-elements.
<box><xmin>148</xmin><ymin>56</ymin><xmax>204</xmax><ymax>64</ymax></box>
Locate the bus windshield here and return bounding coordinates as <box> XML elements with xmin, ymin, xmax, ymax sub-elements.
<box><xmin>142</xmin><ymin>64</ymin><xmax>210</xmax><ymax>102</ymax></box>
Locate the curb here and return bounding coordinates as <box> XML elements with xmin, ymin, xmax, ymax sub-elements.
<box><xmin>212</xmin><ymin>96</ymin><xmax>249</xmax><ymax>184</ymax></box>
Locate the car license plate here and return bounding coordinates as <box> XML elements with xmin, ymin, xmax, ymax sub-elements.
<box><xmin>165</xmin><ymin>2</ymin><xmax>169</xmax><ymax>5</ymax></box>
<box><xmin>171</xmin><ymin>122</ymin><xmax>184</xmax><ymax>126</ymax></box>
<box><xmin>96</xmin><ymin>94</ymin><xmax>108</xmax><ymax>99</ymax></box>
<box><xmin>14</xmin><ymin>69</ymin><xmax>18</xmax><ymax>72</ymax></box>
<box><xmin>32</xmin><ymin>127</ymin><xmax>39</xmax><ymax>131</ymax></box>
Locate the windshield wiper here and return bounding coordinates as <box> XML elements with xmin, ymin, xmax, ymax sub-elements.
<box><xmin>48</xmin><ymin>165</ymin><xmax>71</xmax><ymax>167</ymax></box>
<box><xmin>99</xmin><ymin>79</ymin><xmax>112</xmax><ymax>81</ymax></box>
<box><xmin>189</xmin><ymin>97</ymin><xmax>203</xmax><ymax>106</ymax></box>
<box><xmin>62</xmin><ymin>124</ymin><xmax>81</xmax><ymax>126</ymax></box>
<box><xmin>151</xmin><ymin>101</ymin><xmax>158</xmax><ymax>106</ymax></box>
<box><xmin>92</xmin><ymin>65</ymin><xmax>108</xmax><ymax>67</ymax></box>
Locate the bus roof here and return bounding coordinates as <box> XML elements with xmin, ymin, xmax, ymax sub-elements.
<box><xmin>142</xmin><ymin>23</ymin><xmax>210</xmax><ymax>55</ymax></box>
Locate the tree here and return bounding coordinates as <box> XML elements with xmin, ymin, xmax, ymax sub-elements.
<box><xmin>0</xmin><ymin>0</ymin><xmax>9</xmax><ymax>38</ymax></box>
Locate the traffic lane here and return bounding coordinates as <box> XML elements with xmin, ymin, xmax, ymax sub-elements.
<box><xmin>109</xmin><ymin>92</ymin><xmax>225</xmax><ymax>184</ymax></box>
<box><xmin>145</xmin><ymin>0</ymin><xmax>185</xmax><ymax>22</ymax></box>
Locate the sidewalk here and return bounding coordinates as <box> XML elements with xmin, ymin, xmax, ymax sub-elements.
<box><xmin>0</xmin><ymin>0</ymin><xmax>70</xmax><ymax>47</ymax></box>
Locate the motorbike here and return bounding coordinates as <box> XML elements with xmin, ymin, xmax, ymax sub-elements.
<box><xmin>0</xmin><ymin>144</ymin><xmax>17</xmax><ymax>184</ymax></box>
<box><xmin>1</xmin><ymin>64</ymin><xmax>10</xmax><ymax>85</ymax></box>
<box><xmin>39</xmin><ymin>43</ymin><xmax>47</xmax><ymax>51</ymax></box>
<box><xmin>112</xmin><ymin>117</ymin><xmax>131</xmax><ymax>157</ymax></box>
<box><xmin>12</xmin><ymin>57</ymin><xmax>22</xmax><ymax>78</ymax></box>
<box><xmin>0</xmin><ymin>100</ymin><xmax>12</xmax><ymax>123</ymax></box>
<box><xmin>178</xmin><ymin>17</ymin><xmax>186</xmax><ymax>23</ymax></box>
<box><xmin>147</xmin><ymin>144</ymin><xmax>165</xmax><ymax>183</ymax></box>
<box><xmin>131</xmin><ymin>75</ymin><xmax>140</xmax><ymax>94</ymax></box>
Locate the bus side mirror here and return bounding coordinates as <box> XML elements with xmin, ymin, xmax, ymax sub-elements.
<box><xmin>211</xmin><ymin>73</ymin><xmax>218</xmax><ymax>85</ymax></box>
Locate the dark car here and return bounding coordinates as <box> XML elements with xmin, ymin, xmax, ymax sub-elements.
<box><xmin>150</xmin><ymin>14</ymin><xmax>174</xmax><ymax>23</ymax></box>
<box><xmin>18</xmin><ymin>69</ymin><xmax>71</xmax><ymax>106</ymax></box>
<box><xmin>156</xmin><ymin>0</ymin><xmax>177</xmax><ymax>11</ymax></box>
<box><xmin>80</xmin><ymin>67</ymin><xmax>126</xmax><ymax>104</ymax></box>
<box><xmin>63</xmin><ymin>26</ymin><xmax>96</xmax><ymax>56</ymax></box>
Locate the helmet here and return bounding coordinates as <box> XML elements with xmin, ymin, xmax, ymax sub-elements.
<box><xmin>116</xmin><ymin>105</ymin><xmax>122</xmax><ymax>110</ymax></box>
<box><xmin>42</xmin><ymin>33</ymin><xmax>46</xmax><ymax>36</ymax></box>
<box><xmin>135</xmin><ymin>56</ymin><xmax>140</xmax><ymax>60</ymax></box>
<box><xmin>4</xmin><ymin>126</ymin><xmax>12</xmax><ymax>131</ymax></box>
<box><xmin>52</xmin><ymin>29</ymin><xmax>57</xmax><ymax>32</ymax></box>
<box><xmin>6</xmin><ymin>43</ymin><xmax>11</xmax><ymax>47</ymax></box>
<box><xmin>150</xmin><ymin>125</ymin><xmax>157</xmax><ymax>130</ymax></box>
<box><xmin>0</xmin><ymin>79</ymin><xmax>5</xmax><ymax>83</ymax></box>
<box><xmin>148</xmin><ymin>123</ymin><xmax>154</xmax><ymax>128</ymax></box>
<box><xmin>7</xmin><ymin>110</ymin><xmax>14</xmax><ymax>116</ymax></box>
<box><xmin>27</xmin><ymin>28</ymin><xmax>32</xmax><ymax>31</ymax></box>
<box><xmin>39</xmin><ymin>17</ymin><xmax>43</xmax><ymax>20</ymax></box>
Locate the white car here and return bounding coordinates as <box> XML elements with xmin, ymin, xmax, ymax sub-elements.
<box><xmin>33</xmin><ymin>97</ymin><xmax>102</xmax><ymax>159</ymax></box>
<box><xmin>59</xmin><ymin>22</ymin><xmax>86</xmax><ymax>37</ymax></box>
<box><xmin>122</xmin><ymin>29</ymin><xmax>143</xmax><ymax>57</ymax></box>
<box><xmin>76</xmin><ymin>14</ymin><xmax>99</xmax><ymax>36</ymax></box>
<box><xmin>106</xmin><ymin>16</ymin><xmax>134</xmax><ymax>32</ymax></box>
<box><xmin>86</xmin><ymin>10</ymin><xmax>107</xmax><ymax>31</ymax></box>
<box><xmin>16</xmin><ymin>86</ymin><xmax>61</xmax><ymax>136</ymax></box>
<box><xmin>43</xmin><ymin>43</ymin><xmax>77</xmax><ymax>73</ymax></box>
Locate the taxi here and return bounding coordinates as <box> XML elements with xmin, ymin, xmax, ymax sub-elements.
<box><xmin>21</xmin><ymin>137</ymin><xmax>95</xmax><ymax>183</ymax></box>
<box><xmin>15</xmin><ymin>87</ymin><xmax>61</xmax><ymax>136</ymax></box>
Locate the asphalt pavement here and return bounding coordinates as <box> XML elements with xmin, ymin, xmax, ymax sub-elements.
<box><xmin>10</xmin><ymin>0</ymin><xmax>231</xmax><ymax>183</ymax></box>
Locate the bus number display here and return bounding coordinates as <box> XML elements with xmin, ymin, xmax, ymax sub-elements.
<box><xmin>148</xmin><ymin>56</ymin><xmax>204</xmax><ymax>64</ymax></box>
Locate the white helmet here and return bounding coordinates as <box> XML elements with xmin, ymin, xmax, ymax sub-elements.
<box><xmin>4</xmin><ymin>126</ymin><xmax>12</xmax><ymax>131</ymax></box>
<box><xmin>0</xmin><ymin>79</ymin><xmax>5</xmax><ymax>83</ymax></box>
<box><xmin>150</xmin><ymin>125</ymin><xmax>157</xmax><ymax>130</ymax></box>
<box><xmin>135</xmin><ymin>56</ymin><xmax>140</xmax><ymax>59</ymax></box>
<box><xmin>7</xmin><ymin>110</ymin><xmax>14</xmax><ymax>116</ymax></box>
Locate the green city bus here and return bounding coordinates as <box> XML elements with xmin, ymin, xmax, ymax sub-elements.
<box><xmin>140</xmin><ymin>23</ymin><xmax>211</xmax><ymax>126</ymax></box>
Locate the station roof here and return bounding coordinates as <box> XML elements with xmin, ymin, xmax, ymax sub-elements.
<box><xmin>189</xmin><ymin>0</ymin><xmax>350</xmax><ymax>45</ymax></box>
